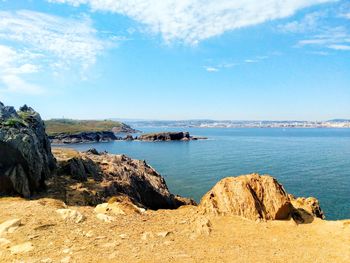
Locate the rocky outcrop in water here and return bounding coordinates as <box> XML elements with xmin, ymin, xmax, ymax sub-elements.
<box><xmin>49</xmin><ymin>148</ymin><xmax>196</xmax><ymax>209</ymax></box>
<box><xmin>138</xmin><ymin>132</ymin><xmax>207</xmax><ymax>141</ymax></box>
<box><xmin>49</xmin><ymin>131</ymin><xmax>120</xmax><ymax>144</ymax></box>
<box><xmin>0</xmin><ymin>102</ymin><xmax>56</xmax><ymax>197</ymax></box>
<box><xmin>199</xmin><ymin>173</ymin><xmax>324</xmax><ymax>223</ymax></box>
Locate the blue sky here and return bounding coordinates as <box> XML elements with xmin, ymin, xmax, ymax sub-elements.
<box><xmin>0</xmin><ymin>0</ymin><xmax>349</xmax><ymax>120</ymax></box>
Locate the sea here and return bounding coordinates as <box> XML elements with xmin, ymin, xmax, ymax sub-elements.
<box><xmin>60</xmin><ymin>127</ymin><xmax>350</xmax><ymax>220</ymax></box>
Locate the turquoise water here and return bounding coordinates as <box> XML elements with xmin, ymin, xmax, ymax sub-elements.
<box><xmin>61</xmin><ymin>128</ymin><xmax>350</xmax><ymax>220</ymax></box>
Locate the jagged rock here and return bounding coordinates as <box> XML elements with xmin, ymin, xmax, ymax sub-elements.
<box><xmin>199</xmin><ymin>174</ymin><xmax>325</xmax><ymax>222</ymax></box>
<box><xmin>56</xmin><ymin>209</ymin><xmax>86</xmax><ymax>223</ymax></box>
<box><xmin>49</xmin><ymin>131</ymin><xmax>120</xmax><ymax>144</ymax></box>
<box><xmin>50</xmin><ymin>148</ymin><xmax>196</xmax><ymax>210</ymax></box>
<box><xmin>0</xmin><ymin>102</ymin><xmax>56</xmax><ymax>197</ymax></box>
<box><xmin>290</xmin><ymin>196</ymin><xmax>325</xmax><ymax>223</ymax></box>
<box><xmin>0</xmin><ymin>219</ymin><xmax>21</xmax><ymax>236</ymax></box>
<box><xmin>123</xmin><ymin>134</ymin><xmax>134</xmax><ymax>141</ymax></box>
<box><xmin>199</xmin><ymin>174</ymin><xmax>292</xmax><ymax>220</ymax></box>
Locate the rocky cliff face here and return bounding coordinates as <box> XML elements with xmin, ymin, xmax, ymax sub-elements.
<box><xmin>49</xmin><ymin>148</ymin><xmax>196</xmax><ymax>209</ymax></box>
<box><xmin>49</xmin><ymin>131</ymin><xmax>119</xmax><ymax>144</ymax></box>
<box><xmin>0</xmin><ymin>102</ymin><xmax>56</xmax><ymax>197</ymax></box>
<box><xmin>199</xmin><ymin>173</ymin><xmax>324</xmax><ymax>223</ymax></box>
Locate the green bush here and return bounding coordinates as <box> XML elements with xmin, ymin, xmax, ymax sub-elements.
<box><xmin>4</xmin><ymin>118</ymin><xmax>27</xmax><ymax>128</ymax></box>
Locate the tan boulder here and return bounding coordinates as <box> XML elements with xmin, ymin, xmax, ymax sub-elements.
<box><xmin>198</xmin><ymin>174</ymin><xmax>293</xmax><ymax>220</ymax></box>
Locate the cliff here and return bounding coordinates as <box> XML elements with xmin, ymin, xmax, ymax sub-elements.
<box><xmin>46</xmin><ymin>119</ymin><xmax>138</xmax><ymax>144</ymax></box>
<box><xmin>49</xmin><ymin>148</ymin><xmax>195</xmax><ymax>209</ymax></box>
<box><xmin>0</xmin><ymin>102</ymin><xmax>56</xmax><ymax>197</ymax></box>
<box><xmin>49</xmin><ymin>131</ymin><xmax>119</xmax><ymax>144</ymax></box>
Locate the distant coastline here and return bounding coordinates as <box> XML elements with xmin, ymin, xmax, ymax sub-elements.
<box><xmin>123</xmin><ymin>119</ymin><xmax>350</xmax><ymax>129</ymax></box>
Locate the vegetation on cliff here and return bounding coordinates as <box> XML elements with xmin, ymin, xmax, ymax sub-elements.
<box><xmin>45</xmin><ymin>119</ymin><xmax>137</xmax><ymax>136</ymax></box>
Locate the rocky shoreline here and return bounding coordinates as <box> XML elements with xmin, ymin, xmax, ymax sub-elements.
<box><xmin>49</xmin><ymin>131</ymin><xmax>208</xmax><ymax>144</ymax></box>
<box><xmin>49</xmin><ymin>131</ymin><xmax>119</xmax><ymax>144</ymax></box>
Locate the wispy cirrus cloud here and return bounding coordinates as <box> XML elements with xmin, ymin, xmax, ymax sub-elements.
<box><xmin>278</xmin><ymin>12</ymin><xmax>323</xmax><ymax>33</ymax></box>
<box><xmin>297</xmin><ymin>26</ymin><xmax>350</xmax><ymax>51</ymax></box>
<box><xmin>0</xmin><ymin>45</ymin><xmax>44</xmax><ymax>94</ymax></box>
<box><xmin>0</xmin><ymin>10</ymin><xmax>113</xmax><ymax>95</ymax></box>
<box><xmin>47</xmin><ymin>0</ymin><xmax>335</xmax><ymax>44</ymax></box>
<box><xmin>278</xmin><ymin>5</ymin><xmax>350</xmax><ymax>53</ymax></box>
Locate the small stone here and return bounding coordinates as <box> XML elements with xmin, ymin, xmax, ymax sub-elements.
<box><xmin>0</xmin><ymin>219</ymin><xmax>21</xmax><ymax>236</ymax></box>
<box><xmin>119</xmin><ymin>234</ymin><xmax>128</xmax><ymax>239</ymax></box>
<box><xmin>85</xmin><ymin>231</ymin><xmax>94</xmax><ymax>238</ymax></box>
<box><xmin>56</xmin><ymin>209</ymin><xmax>85</xmax><ymax>223</ymax></box>
<box><xmin>141</xmin><ymin>232</ymin><xmax>153</xmax><ymax>240</ymax></box>
<box><xmin>10</xmin><ymin>242</ymin><xmax>33</xmax><ymax>254</ymax></box>
<box><xmin>156</xmin><ymin>231</ymin><xmax>171</xmax><ymax>238</ymax></box>
<box><xmin>96</xmin><ymin>213</ymin><xmax>115</xmax><ymax>223</ymax></box>
<box><xmin>62</xmin><ymin>248</ymin><xmax>72</xmax><ymax>254</ymax></box>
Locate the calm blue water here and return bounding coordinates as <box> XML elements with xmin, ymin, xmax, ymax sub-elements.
<box><xmin>60</xmin><ymin>128</ymin><xmax>350</xmax><ymax>220</ymax></box>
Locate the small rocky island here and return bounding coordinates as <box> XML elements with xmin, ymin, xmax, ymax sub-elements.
<box><xmin>0</xmin><ymin>101</ymin><xmax>349</xmax><ymax>263</ymax></box>
<box><xmin>136</xmin><ymin>132</ymin><xmax>207</xmax><ymax>141</ymax></box>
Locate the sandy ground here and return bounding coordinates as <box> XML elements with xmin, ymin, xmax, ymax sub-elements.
<box><xmin>0</xmin><ymin>197</ymin><xmax>349</xmax><ymax>263</ymax></box>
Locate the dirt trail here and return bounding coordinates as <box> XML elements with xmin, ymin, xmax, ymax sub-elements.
<box><xmin>0</xmin><ymin>197</ymin><xmax>349</xmax><ymax>263</ymax></box>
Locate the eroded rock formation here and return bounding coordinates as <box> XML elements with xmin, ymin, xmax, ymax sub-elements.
<box><xmin>49</xmin><ymin>148</ymin><xmax>196</xmax><ymax>209</ymax></box>
<box><xmin>199</xmin><ymin>173</ymin><xmax>324</xmax><ymax>222</ymax></box>
<box><xmin>0</xmin><ymin>102</ymin><xmax>56</xmax><ymax>197</ymax></box>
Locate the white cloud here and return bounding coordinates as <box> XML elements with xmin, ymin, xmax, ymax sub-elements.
<box><xmin>328</xmin><ymin>44</ymin><xmax>350</xmax><ymax>50</ymax></box>
<box><xmin>244</xmin><ymin>59</ymin><xmax>258</xmax><ymax>63</ymax></box>
<box><xmin>0</xmin><ymin>10</ymin><xmax>107</xmax><ymax>69</ymax></box>
<box><xmin>0</xmin><ymin>75</ymin><xmax>44</xmax><ymax>95</ymax></box>
<box><xmin>298</xmin><ymin>26</ymin><xmax>350</xmax><ymax>51</ymax></box>
<box><xmin>0</xmin><ymin>45</ymin><xmax>44</xmax><ymax>94</ymax></box>
<box><xmin>205</xmin><ymin>67</ymin><xmax>219</xmax><ymax>72</ymax></box>
<box><xmin>47</xmin><ymin>0</ymin><xmax>336</xmax><ymax>44</ymax></box>
<box><xmin>278</xmin><ymin>12</ymin><xmax>323</xmax><ymax>33</ymax></box>
<box><xmin>0</xmin><ymin>10</ymin><xmax>113</xmax><ymax>94</ymax></box>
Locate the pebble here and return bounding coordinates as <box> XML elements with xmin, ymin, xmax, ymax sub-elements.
<box><xmin>96</xmin><ymin>213</ymin><xmax>115</xmax><ymax>223</ymax></box>
<box><xmin>56</xmin><ymin>209</ymin><xmax>85</xmax><ymax>223</ymax></box>
<box><xmin>156</xmin><ymin>231</ymin><xmax>171</xmax><ymax>238</ymax></box>
<box><xmin>10</xmin><ymin>242</ymin><xmax>34</xmax><ymax>254</ymax></box>
<box><xmin>141</xmin><ymin>232</ymin><xmax>154</xmax><ymax>240</ymax></box>
<box><xmin>0</xmin><ymin>219</ymin><xmax>21</xmax><ymax>236</ymax></box>
<box><xmin>119</xmin><ymin>234</ymin><xmax>128</xmax><ymax>239</ymax></box>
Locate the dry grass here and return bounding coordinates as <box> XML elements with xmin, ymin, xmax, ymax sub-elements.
<box><xmin>45</xmin><ymin>119</ymin><xmax>123</xmax><ymax>136</ymax></box>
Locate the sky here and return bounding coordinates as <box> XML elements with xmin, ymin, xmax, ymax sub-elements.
<box><xmin>0</xmin><ymin>0</ymin><xmax>349</xmax><ymax>121</ymax></box>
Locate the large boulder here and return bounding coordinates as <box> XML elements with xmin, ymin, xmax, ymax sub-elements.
<box><xmin>0</xmin><ymin>102</ymin><xmax>56</xmax><ymax>197</ymax></box>
<box><xmin>50</xmin><ymin>148</ymin><xmax>196</xmax><ymax>209</ymax></box>
<box><xmin>199</xmin><ymin>173</ymin><xmax>324</xmax><ymax>222</ymax></box>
